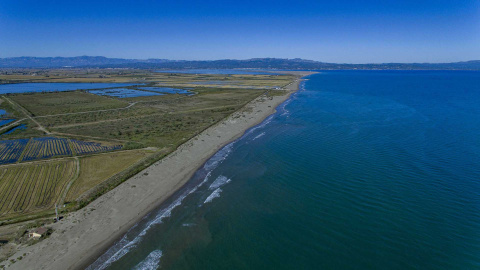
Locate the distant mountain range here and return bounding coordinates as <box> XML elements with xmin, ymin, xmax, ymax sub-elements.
<box><xmin>1</xmin><ymin>56</ymin><xmax>479</xmax><ymax>70</ymax></box>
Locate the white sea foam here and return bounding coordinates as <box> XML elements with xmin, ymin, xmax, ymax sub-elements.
<box><xmin>204</xmin><ymin>188</ymin><xmax>222</xmax><ymax>203</ymax></box>
<box><xmin>91</xmin><ymin>235</ymin><xmax>141</xmax><ymax>270</ymax></box>
<box><xmin>133</xmin><ymin>250</ymin><xmax>163</xmax><ymax>270</ymax></box>
<box><xmin>253</xmin><ymin>132</ymin><xmax>265</xmax><ymax>140</ymax></box>
<box><xmin>245</xmin><ymin>114</ymin><xmax>274</xmax><ymax>136</ymax></box>
<box><xmin>209</xmin><ymin>175</ymin><xmax>231</xmax><ymax>190</ymax></box>
<box><xmin>280</xmin><ymin>98</ymin><xmax>292</xmax><ymax>116</ymax></box>
<box><xmin>203</xmin><ymin>142</ymin><xmax>234</xmax><ymax>171</ymax></box>
<box><xmin>89</xmin><ymin>179</ymin><xmax>207</xmax><ymax>270</ymax></box>
<box><xmin>89</xmin><ymin>114</ymin><xmax>241</xmax><ymax>269</ymax></box>
<box><xmin>89</xmin><ymin>153</ymin><xmax>227</xmax><ymax>269</ymax></box>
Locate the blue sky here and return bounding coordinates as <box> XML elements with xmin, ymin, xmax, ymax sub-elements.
<box><xmin>1</xmin><ymin>0</ymin><xmax>479</xmax><ymax>63</ymax></box>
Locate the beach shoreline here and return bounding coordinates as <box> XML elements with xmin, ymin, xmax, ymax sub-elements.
<box><xmin>6</xmin><ymin>72</ymin><xmax>314</xmax><ymax>270</ymax></box>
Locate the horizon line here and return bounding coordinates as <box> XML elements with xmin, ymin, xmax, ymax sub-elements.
<box><xmin>1</xmin><ymin>56</ymin><xmax>479</xmax><ymax>65</ymax></box>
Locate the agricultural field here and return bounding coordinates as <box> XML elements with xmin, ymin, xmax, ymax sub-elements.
<box><xmin>9</xmin><ymin>91</ymin><xmax>128</xmax><ymax>116</ymax></box>
<box><xmin>70</xmin><ymin>139</ymin><xmax>122</xmax><ymax>155</ymax></box>
<box><xmin>0</xmin><ymin>137</ymin><xmax>123</xmax><ymax>165</ymax></box>
<box><xmin>142</xmin><ymin>73</ymin><xmax>296</xmax><ymax>89</ymax></box>
<box><xmin>0</xmin><ymin>149</ymin><xmax>155</xmax><ymax>222</ymax></box>
<box><xmin>66</xmin><ymin>150</ymin><xmax>153</xmax><ymax>202</ymax></box>
<box><xmin>0</xmin><ymin>159</ymin><xmax>77</xmax><ymax>219</ymax></box>
<box><xmin>0</xmin><ymin>69</ymin><xmax>149</xmax><ymax>84</ymax></box>
<box><xmin>22</xmin><ymin>137</ymin><xmax>71</xmax><ymax>161</ymax></box>
<box><xmin>0</xmin><ymin>139</ymin><xmax>29</xmax><ymax>165</ymax></box>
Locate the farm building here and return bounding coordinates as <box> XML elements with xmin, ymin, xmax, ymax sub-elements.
<box><xmin>28</xmin><ymin>227</ymin><xmax>48</xmax><ymax>239</ymax></box>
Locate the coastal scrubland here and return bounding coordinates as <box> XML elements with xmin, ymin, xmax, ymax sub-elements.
<box><xmin>9</xmin><ymin>91</ymin><xmax>128</xmax><ymax>115</ymax></box>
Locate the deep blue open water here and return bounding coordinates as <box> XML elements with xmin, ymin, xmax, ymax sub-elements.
<box><xmin>90</xmin><ymin>70</ymin><xmax>480</xmax><ymax>270</ymax></box>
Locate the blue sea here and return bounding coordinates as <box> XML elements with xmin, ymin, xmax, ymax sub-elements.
<box><xmin>90</xmin><ymin>70</ymin><xmax>480</xmax><ymax>270</ymax></box>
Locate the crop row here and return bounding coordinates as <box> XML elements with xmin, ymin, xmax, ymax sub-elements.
<box><xmin>70</xmin><ymin>139</ymin><xmax>122</xmax><ymax>155</ymax></box>
<box><xmin>0</xmin><ymin>139</ymin><xmax>29</xmax><ymax>165</ymax></box>
<box><xmin>0</xmin><ymin>137</ymin><xmax>123</xmax><ymax>165</ymax></box>
<box><xmin>22</xmin><ymin>137</ymin><xmax>72</xmax><ymax>161</ymax></box>
<box><xmin>0</xmin><ymin>160</ymin><xmax>76</xmax><ymax>217</ymax></box>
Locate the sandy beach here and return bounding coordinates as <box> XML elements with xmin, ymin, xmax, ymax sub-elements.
<box><xmin>6</xmin><ymin>72</ymin><xmax>313</xmax><ymax>270</ymax></box>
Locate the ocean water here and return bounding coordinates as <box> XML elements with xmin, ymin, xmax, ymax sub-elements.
<box><xmin>91</xmin><ymin>70</ymin><xmax>480</xmax><ymax>270</ymax></box>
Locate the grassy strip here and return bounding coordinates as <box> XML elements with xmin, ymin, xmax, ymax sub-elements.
<box><xmin>75</xmin><ymin>89</ymin><xmax>266</xmax><ymax>208</ymax></box>
<box><xmin>75</xmin><ymin>149</ymin><xmax>169</xmax><ymax>208</ymax></box>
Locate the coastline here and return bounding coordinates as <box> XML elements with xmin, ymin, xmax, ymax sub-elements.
<box><xmin>6</xmin><ymin>72</ymin><xmax>313</xmax><ymax>270</ymax></box>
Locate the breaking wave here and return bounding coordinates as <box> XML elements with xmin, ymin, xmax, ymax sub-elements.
<box><xmin>245</xmin><ymin>114</ymin><xmax>274</xmax><ymax>137</ymax></box>
<box><xmin>253</xmin><ymin>132</ymin><xmax>266</xmax><ymax>140</ymax></box>
<box><xmin>209</xmin><ymin>175</ymin><xmax>231</xmax><ymax>190</ymax></box>
<box><xmin>133</xmin><ymin>250</ymin><xmax>163</xmax><ymax>270</ymax></box>
<box><xmin>204</xmin><ymin>188</ymin><xmax>222</xmax><ymax>204</ymax></box>
<box><xmin>88</xmin><ymin>143</ymin><xmax>236</xmax><ymax>269</ymax></box>
<box><xmin>203</xmin><ymin>142</ymin><xmax>234</xmax><ymax>171</ymax></box>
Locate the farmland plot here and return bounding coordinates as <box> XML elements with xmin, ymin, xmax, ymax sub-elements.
<box><xmin>70</xmin><ymin>139</ymin><xmax>122</xmax><ymax>155</ymax></box>
<box><xmin>0</xmin><ymin>139</ymin><xmax>29</xmax><ymax>165</ymax></box>
<box><xmin>21</xmin><ymin>137</ymin><xmax>72</xmax><ymax>161</ymax></box>
<box><xmin>0</xmin><ymin>159</ymin><xmax>76</xmax><ymax>218</ymax></box>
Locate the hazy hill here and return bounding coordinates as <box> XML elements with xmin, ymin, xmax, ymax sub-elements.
<box><xmin>1</xmin><ymin>56</ymin><xmax>479</xmax><ymax>70</ymax></box>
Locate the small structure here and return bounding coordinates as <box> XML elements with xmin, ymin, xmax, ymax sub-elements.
<box><xmin>28</xmin><ymin>227</ymin><xmax>48</xmax><ymax>239</ymax></box>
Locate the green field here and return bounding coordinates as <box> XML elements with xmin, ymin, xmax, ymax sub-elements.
<box><xmin>141</xmin><ymin>73</ymin><xmax>295</xmax><ymax>89</ymax></box>
<box><xmin>10</xmin><ymin>91</ymin><xmax>128</xmax><ymax>116</ymax></box>
<box><xmin>49</xmin><ymin>88</ymin><xmax>263</xmax><ymax>147</ymax></box>
<box><xmin>66</xmin><ymin>150</ymin><xmax>153</xmax><ymax>202</ymax></box>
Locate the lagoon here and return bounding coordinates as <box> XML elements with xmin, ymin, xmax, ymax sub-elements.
<box><xmin>0</xmin><ymin>83</ymin><xmax>140</xmax><ymax>94</ymax></box>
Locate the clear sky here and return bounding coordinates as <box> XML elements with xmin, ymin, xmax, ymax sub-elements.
<box><xmin>1</xmin><ymin>0</ymin><xmax>479</xmax><ymax>63</ymax></box>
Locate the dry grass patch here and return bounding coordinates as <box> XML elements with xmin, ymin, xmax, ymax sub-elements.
<box><xmin>0</xmin><ymin>159</ymin><xmax>77</xmax><ymax>220</ymax></box>
<box><xmin>65</xmin><ymin>150</ymin><xmax>153</xmax><ymax>201</ymax></box>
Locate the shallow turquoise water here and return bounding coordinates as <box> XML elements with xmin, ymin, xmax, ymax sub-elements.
<box><xmin>91</xmin><ymin>71</ymin><xmax>480</xmax><ymax>270</ymax></box>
